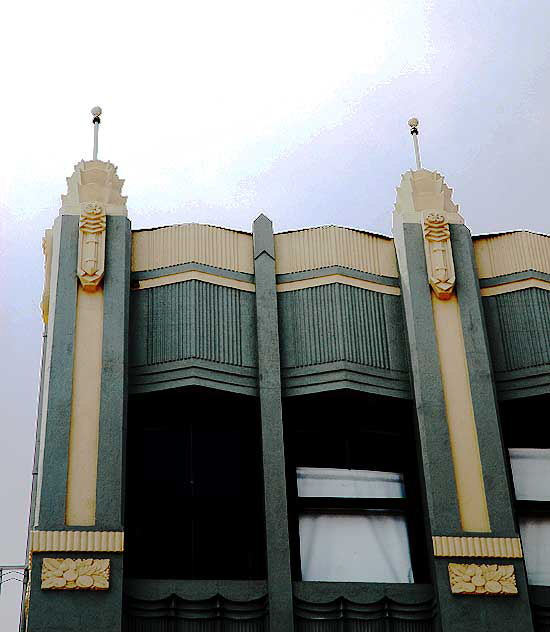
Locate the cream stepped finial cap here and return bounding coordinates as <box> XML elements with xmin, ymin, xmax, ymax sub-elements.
<box><xmin>394</xmin><ymin>169</ymin><xmax>463</xmax><ymax>224</ymax></box>
<box><xmin>60</xmin><ymin>160</ymin><xmax>127</xmax><ymax>216</ymax></box>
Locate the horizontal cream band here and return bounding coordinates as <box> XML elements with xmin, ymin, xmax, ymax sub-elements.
<box><xmin>274</xmin><ymin>226</ymin><xmax>399</xmax><ymax>277</ymax></box>
<box><xmin>474</xmin><ymin>231</ymin><xmax>550</xmax><ymax>279</ymax></box>
<box><xmin>133</xmin><ymin>270</ymin><xmax>256</xmax><ymax>293</ymax></box>
<box><xmin>433</xmin><ymin>536</ymin><xmax>523</xmax><ymax>558</ymax></box>
<box><xmin>132</xmin><ymin>224</ymin><xmax>254</xmax><ymax>274</ymax></box>
<box><xmin>480</xmin><ymin>278</ymin><xmax>550</xmax><ymax>297</ymax></box>
<box><xmin>31</xmin><ymin>530</ymin><xmax>124</xmax><ymax>552</ymax></box>
<box><xmin>276</xmin><ymin>274</ymin><xmax>401</xmax><ymax>295</ymax></box>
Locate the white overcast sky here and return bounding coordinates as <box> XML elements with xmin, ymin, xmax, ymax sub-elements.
<box><xmin>1</xmin><ymin>0</ymin><xmax>550</xmax><ymax>627</ymax></box>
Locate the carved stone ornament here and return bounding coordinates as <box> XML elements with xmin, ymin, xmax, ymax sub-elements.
<box><xmin>78</xmin><ymin>202</ymin><xmax>106</xmax><ymax>291</ymax></box>
<box><xmin>448</xmin><ymin>563</ymin><xmax>518</xmax><ymax>595</ymax></box>
<box><xmin>423</xmin><ymin>212</ymin><xmax>456</xmax><ymax>300</ymax></box>
<box><xmin>41</xmin><ymin>558</ymin><xmax>110</xmax><ymax>590</ymax></box>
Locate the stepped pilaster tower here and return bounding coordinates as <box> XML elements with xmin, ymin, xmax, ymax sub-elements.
<box><xmin>27</xmin><ymin>157</ymin><xmax>130</xmax><ymax>631</ymax></box>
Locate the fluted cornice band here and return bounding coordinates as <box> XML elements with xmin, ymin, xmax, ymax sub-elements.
<box><xmin>432</xmin><ymin>536</ymin><xmax>523</xmax><ymax>558</ymax></box>
<box><xmin>30</xmin><ymin>530</ymin><xmax>124</xmax><ymax>552</ymax></box>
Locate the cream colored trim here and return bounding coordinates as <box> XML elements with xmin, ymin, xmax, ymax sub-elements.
<box><xmin>276</xmin><ymin>274</ymin><xmax>401</xmax><ymax>295</ymax></box>
<box><xmin>31</xmin><ymin>531</ymin><xmax>124</xmax><ymax>552</ymax></box>
<box><xmin>433</xmin><ymin>536</ymin><xmax>523</xmax><ymax>558</ymax></box>
<box><xmin>40</xmin><ymin>229</ymin><xmax>53</xmax><ymax>323</ymax></box>
<box><xmin>474</xmin><ymin>231</ymin><xmax>550</xmax><ymax>279</ymax></box>
<box><xmin>480</xmin><ymin>278</ymin><xmax>550</xmax><ymax>296</ymax></box>
<box><xmin>274</xmin><ymin>226</ymin><xmax>398</xmax><ymax>277</ymax></box>
<box><xmin>36</xmin><ymin>217</ymin><xmax>62</xmax><ymax>526</ymax></box>
<box><xmin>133</xmin><ymin>270</ymin><xmax>255</xmax><ymax>293</ymax></box>
<box><xmin>432</xmin><ymin>295</ymin><xmax>491</xmax><ymax>532</ymax></box>
<box><xmin>65</xmin><ymin>288</ymin><xmax>103</xmax><ymax>526</ymax></box>
<box><xmin>132</xmin><ymin>224</ymin><xmax>253</xmax><ymax>274</ymax></box>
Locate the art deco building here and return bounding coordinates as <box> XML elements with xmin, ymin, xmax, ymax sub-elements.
<box><xmin>23</xmin><ymin>132</ymin><xmax>550</xmax><ymax>631</ymax></box>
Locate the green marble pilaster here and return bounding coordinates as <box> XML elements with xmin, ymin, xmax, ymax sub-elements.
<box><xmin>36</xmin><ymin>215</ymin><xmax>79</xmax><ymax>530</ymax></box>
<box><xmin>95</xmin><ymin>216</ymin><xmax>131</xmax><ymax>530</ymax></box>
<box><xmin>253</xmin><ymin>214</ymin><xmax>294</xmax><ymax>632</ymax></box>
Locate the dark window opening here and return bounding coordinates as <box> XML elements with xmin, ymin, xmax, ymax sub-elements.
<box><xmin>284</xmin><ymin>390</ymin><xmax>430</xmax><ymax>583</ymax></box>
<box><xmin>124</xmin><ymin>387</ymin><xmax>266</xmax><ymax>579</ymax></box>
<box><xmin>501</xmin><ymin>395</ymin><xmax>550</xmax><ymax>586</ymax></box>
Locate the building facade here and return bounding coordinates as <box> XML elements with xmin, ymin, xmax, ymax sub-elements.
<box><xmin>23</xmin><ymin>158</ymin><xmax>550</xmax><ymax>631</ymax></box>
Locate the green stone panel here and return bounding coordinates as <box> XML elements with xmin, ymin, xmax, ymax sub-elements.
<box><xmin>26</xmin><ymin>553</ymin><xmax>123</xmax><ymax>632</ymax></box>
<box><xmin>37</xmin><ymin>215</ymin><xmax>79</xmax><ymax>530</ymax></box>
<box><xmin>96</xmin><ymin>216</ymin><xmax>131</xmax><ymax>530</ymax></box>
<box><xmin>451</xmin><ymin>224</ymin><xmax>518</xmax><ymax>535</ymax></box>
<box><xmin>253</xmin><ymin>214</ymin><xmax>294</xmax><ymax>632</ymax></box>
<box><xmin>294</xmin><ymin>582</ymin><xmax>436</xmax><ymax>631</ymax></box>
<box><xmin>129</xmin><ymin>280</ymin><xmax>257</xmax><ymax>368</ymax></box>
<box><xmin>397</xmin><ymin>222</ymin><xmax>460</xmax><ymax>534</ymax></box>
<box><xmin>123</xmin><ymin>579</ymin><xmax>268</xmax><ymax>630</ymax></box>
<box><xmin>432</xmin><ymin>558</ymin><xmax>533</xmax><ymax>632</ymax></box>
<box><xmin>279</xmin><ymin>284</ymin><xmax>408</xmax><ymax>371</ymax></box>
<box><xmin>129</xmin><ymin>360</ymin><xmax>258</xmax><ymax>396</ymax></box>
<box><xmin>483</xmin><ymin>288</ymin><xmax>550</xmax><ymax>398</ymax></box>
<box><xmin>484</xmin><ymin>288</ymin><xmax>550</xmax><ymax>371</ymax></box>
<box><xmin>132</xmin><ymin>261</ymin><xmax>254</xmax><ymax>283</ymax></box>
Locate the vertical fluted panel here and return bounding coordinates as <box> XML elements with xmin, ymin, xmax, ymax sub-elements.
<box><xmin>490</xmin><ymin>288</ymin><xmax>550</xmax><ymax>371</ymax></box>
<box><xmin>474</xmin><ymin>231</ymin><xmax>550</xmax><ymax>278</ymax></box>
<box><xmin>279</xmin><ymin>285</ymin><xmax>392</xmax><ymax>370</ymax></box>
<box><xmin>274</xmin><ymin>226</ymin><xmax>398</xmax><ymax>277</ymax></box>
<box><xmin>136</xmin><ymin>281</ymin><xmax>256</xmax><ymax>367</ymax></box>
<box><xmin>132</xmin><ymin>224</ymin><xmax>254</xmax><ymax>274</ymax></box>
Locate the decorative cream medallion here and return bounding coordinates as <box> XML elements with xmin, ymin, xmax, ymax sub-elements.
<box><xmin>41</xmin><ymin>558</ymin><xmax>110</xmax><ymax>590</ymax></box>
<box><xmin>77</xmin><ymin>202</ymin><xmax>106</xmax><ymax>291</ymax></box>
<box><xmin>448</xmin><ymin>563</ymin><xmax>517</xmax><ymax>595</ymax></box>
<box><xmin>423</xmin><ymin>212</ymin><xmax>456</xmax><ymax>300</ymax></box>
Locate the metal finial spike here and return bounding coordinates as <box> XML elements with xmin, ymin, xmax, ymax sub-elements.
<box><xmin>91</xmin><ymin>106</ymin><xmax>102</xmax><ymax>160</ymax></box>
<box><xmin>408</xmin><ymin>117</ymin><xmax>422</xmax><ymax>170</ymax></box>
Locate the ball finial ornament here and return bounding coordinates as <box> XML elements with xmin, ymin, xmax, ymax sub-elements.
<box><xmin>408</xmin><ymin>117</ymin><xmax>419</xmax><ymax>128</ymax></box>
<box><xmin>91</xmin><ymin>106</ymin><xmax>102</xmax><ymax>117</ymax></box>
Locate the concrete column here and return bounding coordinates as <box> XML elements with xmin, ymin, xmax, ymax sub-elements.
<box><xmin>253</xmin><ymin>214</ymin><xmax>295</xmax><ymax>632</ymax></box>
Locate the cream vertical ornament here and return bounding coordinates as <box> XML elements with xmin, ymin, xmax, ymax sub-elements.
<box><xmin>77</xmin><ymin>202</ymin><xmax>106</xmax><ymax>291</ymax></box>
<box><xmin>423</xmin><ymin>212</ymin><xmax>456</xmax><ymax>300</ymax></box>
<box><xmin>40</xmin><ymin>229</ymin><xmax>53</xmax><ymax>323</ymax></box>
